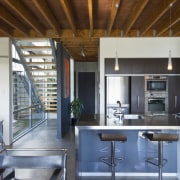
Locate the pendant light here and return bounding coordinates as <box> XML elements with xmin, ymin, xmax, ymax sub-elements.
<box><xmin>167</xmin><ymin>50</ymin><xmax>172</xmax><ymax>70</ymax></box>
<box><xmin>114</xmin><ymin>50</ymin><xmax>119</xmax><ymax>71</ymax></box>
<box><xmin>167</xmin><ymin>3</ymin><xmax>173</xmax><ymax>71</ymax></box>
<box><xmin>80</xmin><ymin>45</ymin><xmax>85</xmax><ymax>57</ymax></box>
<box><xmin>114</xmin><ymin>3</ymin><xmax>120</xmax><ymax>71</ymax></box>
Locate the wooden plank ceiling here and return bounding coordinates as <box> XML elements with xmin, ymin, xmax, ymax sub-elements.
<box><xmin>0</xmin><ymin>0</ymin><xmax>179</xmax><ymax>62</ymax></box>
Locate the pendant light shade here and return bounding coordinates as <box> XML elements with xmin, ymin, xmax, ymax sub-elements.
<box><xmin>167</xmin><ymin>50</ymin><xmax>172</xmax><ymax>70</ymax></box>
<box><xmin>114</xmin><ymin>51</ymin><xmax>119</xmax><ymax>71</ymax></box>
<box><xmin>80</xmin><ymin>45</ymin><xmax>85</xmax><ymax>57</ymax></box>
<box><xmin>114</xmin><ymin>58</ymin><xmax>119</xmax><ymax>71</ymax></box>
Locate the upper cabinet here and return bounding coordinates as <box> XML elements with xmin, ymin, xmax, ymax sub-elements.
<box><xmin>105</xmin><ymin>58</ymin><xmax>180</xmax><ymax>74</ymax></box>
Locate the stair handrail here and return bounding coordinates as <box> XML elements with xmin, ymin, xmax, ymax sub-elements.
<box><xmin>13</xmin><ymin>103</ymin><xmax>42</xmax><ymax>114</ymax></box>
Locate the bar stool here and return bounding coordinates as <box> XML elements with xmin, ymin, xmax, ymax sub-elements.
<box><xmin>143</xmin><ymin>132</ymin><xmax>179</xmax><ymax>180</ymax></box>
<box><xmin>99</xmin><ymin>133</ymin><xmax>127</xmax><ymax>167</ymax></box>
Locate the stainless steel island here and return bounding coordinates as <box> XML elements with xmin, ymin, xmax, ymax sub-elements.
<box><xmin>75</xmin><ymin>114</ymin><xmax>180</xmax><ymax>178</ymax></box>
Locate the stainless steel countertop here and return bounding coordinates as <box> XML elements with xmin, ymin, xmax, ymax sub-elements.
<box><xmin>106</xmin><ymin>104</ymin><xmax>130</xmax><ymax>108</ymax></box>
<box><xmin>76</xmin><ymin>114</ymin><xmax>180</xmax><ymax>130</ymax></box>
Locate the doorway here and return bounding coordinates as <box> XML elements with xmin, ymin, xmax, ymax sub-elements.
<box><xmin>78</xmin><ymin>72</ymin><xmax>95</xmax><ymax>115</ymax></box>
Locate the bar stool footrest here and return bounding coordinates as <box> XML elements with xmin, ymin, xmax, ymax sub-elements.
<box><xmin>146</xmin><ymin>157</ymin><xmax>168</xmax><ymax>167</ymax></box>
<box><xmin>101</xmin><ymin>156</ymin><xmax>123</xmax><ymax>167</ymax></box>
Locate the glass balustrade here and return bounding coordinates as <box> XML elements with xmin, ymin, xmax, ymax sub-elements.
<box><xmin>12</xmin><ymin>47</ymin><xmax>45</xmax><ymax>139</ymax></box>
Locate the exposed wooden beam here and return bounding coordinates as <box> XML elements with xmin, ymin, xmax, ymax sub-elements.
<box><xmin>88</xmin><ymin>0</ymin><xmax>93</xmax><ymax>36</ymax></box>
<box><xmin>0</xmin><ymin>19</ymin><xmax>13</xmax><ymax>36</ymax></box>
<box><xmin>157</xmin><ymin>17</ymin><xmax>180</xmax><ymax>36</ymax></box>
<box><xmin>107</xmin><ymin>0</ymin><xmax>121</xmax><ymax>36</ymax></box>
<box><xmin>173</xmin><ymin>24</ymin><xmax>180</xmax><ymax>36</ymax></box>
<box><xmin>4</xmin><ymin>0</ymin><xmax>45</xmax><ymax>36</ymax></box>
<box><xmin>0</xmin><ymin>5</ymin><xmax>29</xmax><ymax>36</ymax></box>
<box><xmin>59</xmin><ymin>0</ymin><xmax>77</xmax><ymax>36</ymax></box>
<box><xmin>32</xmin><ymin>0</ymin><xmax>60</xmax><ymax>35</ymax></box>
<box><xmin>123</xmin><ymin>0</ymin><xmax>149</xmax><ymax>37</ymax></box>
<box><xmin>67</xmin><ymin>48</ymin><xmax>98</xmax><ymax>54</ymax></box>
<box><xmin>64</xmin><ymin>44</ymin><xmax>97</xmax><ymax>48</ymax></box>
<box><xmin>60</xmin><ymin>37</ymin><xmax>98</xmax><ymax>42</ymax></box>
<box><xmin>63</xmin><ymin>42</ymin><xmax>98</xmax><ymax>49</ymax></box>
<box><xmin>141</xmin><ymin>0</ymin><xmax>177</xmax><ymax>36</ymax></box>
<box><xmin>0</xmin><ymin>28</ymin><xmax>173</xmax><ymax>39</ymax></box>
<box><xmin>10</xmin><ymin>29</ymin><xmax>144</xmax><ymax>39</ymax></box>
<box><xmin>157</xmin><ymin>16</ymin><xmax>180</xmax><ymax>36</ymax></box>
<box><xmin>174</xmin><ymin>31</ymin><xmax>180</xmax><ymax>36</ymax></box>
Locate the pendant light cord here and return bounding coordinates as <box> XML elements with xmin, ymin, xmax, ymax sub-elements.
<box><xmin>169</xmin><ymin>3</ymin><xmax>173</xmax><ymax>36</ymax></box>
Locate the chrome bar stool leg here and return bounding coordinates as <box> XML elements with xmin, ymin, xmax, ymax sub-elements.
<box><xmin>143</xmin><ymin>132</ymin><xmax>179</xmax><ymax>180</ymax></box>
<box><xmin>111</xmin><ymin>141</ymin><xmax>115</xmax><ymax>166</ymax></box>
<box><xmin>158</xmin><ymin>141</ymin><xmax>163</xmax><ymax>180</ymax></box>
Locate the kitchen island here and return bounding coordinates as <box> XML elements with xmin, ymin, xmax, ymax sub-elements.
<box><xmin>75</xmin><ymin>114</ymin><xmax>180</xmax><ymax>178</ymax></box>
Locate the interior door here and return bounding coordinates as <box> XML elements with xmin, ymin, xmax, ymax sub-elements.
<box><xmin>78</xmin><ymin>72</ymin><xmax>95</xmax><ymax>115</ymax></box>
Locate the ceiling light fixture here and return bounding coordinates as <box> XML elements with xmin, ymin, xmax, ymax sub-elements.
<box><xmin>167</xmin><ymin>3</ymin><xmax>173</xmax><ymax>71</ymax></box>
<box><xmin>80</xmin><ymin>46</ymin><xmax>85</xmax><ymax>57</ymax></box>
<box><xmin>114</xmin><ymin>50</ymin><xmax>119</xmax><ymax>71</ymax></box>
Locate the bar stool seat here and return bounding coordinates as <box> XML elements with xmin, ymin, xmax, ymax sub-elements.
<box><xmin>99</xmin><ymin>133</ymin><xmax>127</xmax><ymax>167</ymax></box>
<box><xmin>143</xmin><ymin>133</ymin><xmax>179</xmax><ymax>142</ymax></box>
<box><xmin>143</xmin><ymin>132</ymin><xmax>179</xmax><ymax>180</ymax></box>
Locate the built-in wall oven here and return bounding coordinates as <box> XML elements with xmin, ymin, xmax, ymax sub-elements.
<box><xmin>145</xmin><ymin>76</ymin><xmax>168</xmax><ymax>115</ymax></box>
<box><xmin>145</xmin><ymin>92</ymin><xmax>168</xmax><ymax>114</ymax></box>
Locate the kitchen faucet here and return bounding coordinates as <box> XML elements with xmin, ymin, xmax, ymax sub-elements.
<box><xmin>117</xmin><ymin>100</ymin><xmax>123</xmax><ymax>113</ymax></box>
<box><xmin>114</xmin><ymin>100</ymin><xmax>124</xmax><ymax>121</ymax></box>
<box><xmin>117</xmin><ymin>100</ymin><xmax>121</xmax><ymax>109</ymax></box>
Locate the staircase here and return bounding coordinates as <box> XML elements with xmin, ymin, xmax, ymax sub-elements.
<box><xmin>13</xmin><ymin>39</ymin><xmax>57</xmax><ymax>112</ymax></box>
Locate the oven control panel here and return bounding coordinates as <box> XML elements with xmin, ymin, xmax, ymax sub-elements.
<box><xmin>145</xmin><ymin>92</ymin><xmax>168</xmax><ymax>98</ymax></box>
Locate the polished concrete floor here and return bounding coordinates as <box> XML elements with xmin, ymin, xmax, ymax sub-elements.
<box><xmin>5</xmin><ymin>119</ymin><xmax>178</xmax><ymax>180</ymax></box>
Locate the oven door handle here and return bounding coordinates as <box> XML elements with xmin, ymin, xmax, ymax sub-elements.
<box><xmin>148</xmin><ymin>99</ymin><xmax>158</xmax><ymax>102</ymax></box>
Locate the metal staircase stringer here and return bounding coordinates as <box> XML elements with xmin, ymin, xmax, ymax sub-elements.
<box><xmin>12</xmin><ymin>39</ymin><xmax>45</xmax><ymax>112</ymax></box>
<box><xmin>49</xmin><ymin>39</ymin><xmax>57</xmax><ymax>65</ymax></box>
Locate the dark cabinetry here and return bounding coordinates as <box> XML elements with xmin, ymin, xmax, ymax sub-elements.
<box><xmin>105</xmin><ymin>58</ymin><xmax>180</xmax><ymax>74</ymax></box>
<box><xmin>168</xmin><ymin>76</ymin><xmax>180</xmax><ymax>113</ymax></box>
<box><xmin>131</xmin><ymin>76</ymin><xmax>145</xmax><ymax>114</ymax></box>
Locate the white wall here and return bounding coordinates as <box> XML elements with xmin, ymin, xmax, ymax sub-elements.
<box><xmin>70</xmin><ymin>57</ymin><xmax>74</xmax><ymax>102</ymax></box>
<box><xmin>0</xmin><ymin>37</ymin><xmax>12</xmax><ymax>145</ymax></box>
<box><xmin>99</xmin><ymin>37</ymin><xmax>180</xmax><ymax>114</ymax></box>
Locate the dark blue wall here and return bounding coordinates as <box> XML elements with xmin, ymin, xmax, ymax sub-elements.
<box><xmin>56</xmin><ymin>43</ymin><xmax>70</xmax><ymax>138</ymax></box>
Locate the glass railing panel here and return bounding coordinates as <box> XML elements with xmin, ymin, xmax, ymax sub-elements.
<box><xmin>31</xmin><ymin>104</ymin><xmax>44</xmax><ymax>127</ymax></box>
<box><xmin>12</xmin><ymin>61</ymin><xmax>31</xmax><ymax>139</ymax></box>
<box><xmin>13</xmin><ymin>108</ymin><xmax>31</xmax><ymax>137</ymax></box>
<box><xmin>12</xmin><ymin>57</ymin><xmax>45</xmax><ymax>139</ymax></box>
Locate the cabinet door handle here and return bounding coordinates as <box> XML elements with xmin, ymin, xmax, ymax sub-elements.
<box><xmin>175</xmin><ymin>96</ymin><xmax>177</xmax><ymax>108</ymax></box>
<box><xmin>137</xmin><ymin>96</ymin><xmax>139</xmax><ymax>109</ymax></box>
